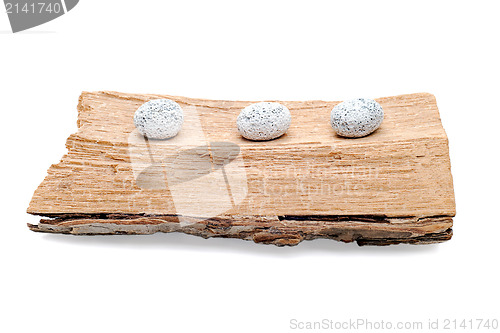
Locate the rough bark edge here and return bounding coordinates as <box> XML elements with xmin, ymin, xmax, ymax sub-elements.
<box><xmin>27</xmin><ymin>214</ymin><xmax>453</xmax><ymax>247</ymax></box>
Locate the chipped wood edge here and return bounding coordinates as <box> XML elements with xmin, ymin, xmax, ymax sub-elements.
<box><xmin>27</xmin><ymin>215</ymin><xmax>453</xmax><ymax>247</ymax></box>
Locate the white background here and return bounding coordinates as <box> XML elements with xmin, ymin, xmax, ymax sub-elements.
<box><xmin>1</xmin><ymin>1</ymin><xmax>499</xmax><ymax>332</ymax></box>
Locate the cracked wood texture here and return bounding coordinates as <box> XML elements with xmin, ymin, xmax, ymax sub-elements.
<box><xmin>27</xmin><ymin>91</ymin><xmax>456</xmax><ymax>246</ymax></box>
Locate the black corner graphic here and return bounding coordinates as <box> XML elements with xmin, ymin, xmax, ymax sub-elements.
<box><xmin>4</xmin><ymin>0</ymin><xmax>79</xmax><ymax>33</ymax></box>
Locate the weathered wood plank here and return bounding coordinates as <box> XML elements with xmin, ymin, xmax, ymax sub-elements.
<box><xmin>27</xmin><ymin>91</ymin><xmax>456</xmax><ymax>246</ymax></box>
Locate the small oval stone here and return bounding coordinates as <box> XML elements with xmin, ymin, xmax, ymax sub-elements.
<box><xmin>134</xmin><ymin>99</ymin><xmax>183</xmax><ymax>139</ymax></box>
<box><xmin>330</xmin><ymin>98</ymin><xmax>384</xmax><ymax>138</ymax></box>
<box><xmin>237</xmin><ymin>102</ymin><xmax>291</xmax><ymax>141</ymax></box>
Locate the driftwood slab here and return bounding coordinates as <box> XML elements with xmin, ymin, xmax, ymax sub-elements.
<box><xmin>27</xmin><ymin>91</ymin><xmax>456</xmax><ymax>246</ymax></box>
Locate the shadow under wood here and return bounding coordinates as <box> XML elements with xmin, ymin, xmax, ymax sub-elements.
<box><xmin>39</xmin><ymin>231</ymin><xmax>442</xmax><ymax>257</ymax></box>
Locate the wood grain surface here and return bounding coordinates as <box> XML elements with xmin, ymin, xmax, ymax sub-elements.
<box><xmin>27</xmin><ymin>91</ymin><xmax>456</xmax><ymax>246</ymax></box>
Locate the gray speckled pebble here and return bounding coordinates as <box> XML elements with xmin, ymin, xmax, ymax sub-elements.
<box><xmin>237</xmin><ymin>102</ymin><xmax>291</xmax><ymax>141</ymax></box>
<box><xmin>330</xmin><ymin>98</ymin><xmax>384</xmax><ymax>138</ymax></box>
<box><xmin>134</xmin><ymin>99</ymin><xmax>183</xmax><ymax>139</ymax></box>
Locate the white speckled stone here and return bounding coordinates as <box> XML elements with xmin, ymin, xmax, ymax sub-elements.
<box><xmin>134</xmin><ymin>99</ymin><xmax>183</xmax><ymax>139</ymax></box>
<box><xmin>237</xmin><ymin>102</ymin><xmax>291</xmax><ymax>141</ymax></box>
<box><xmin>330</xmin><ymin>98</ymin><xmax>384</xmax><ymax>138</ymax></box>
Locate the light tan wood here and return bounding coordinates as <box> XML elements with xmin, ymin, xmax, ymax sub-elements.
<box><xmin>27</xmin><ymin>91</ymin><xmax>456</xmax><ymax>246</ymax></box>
